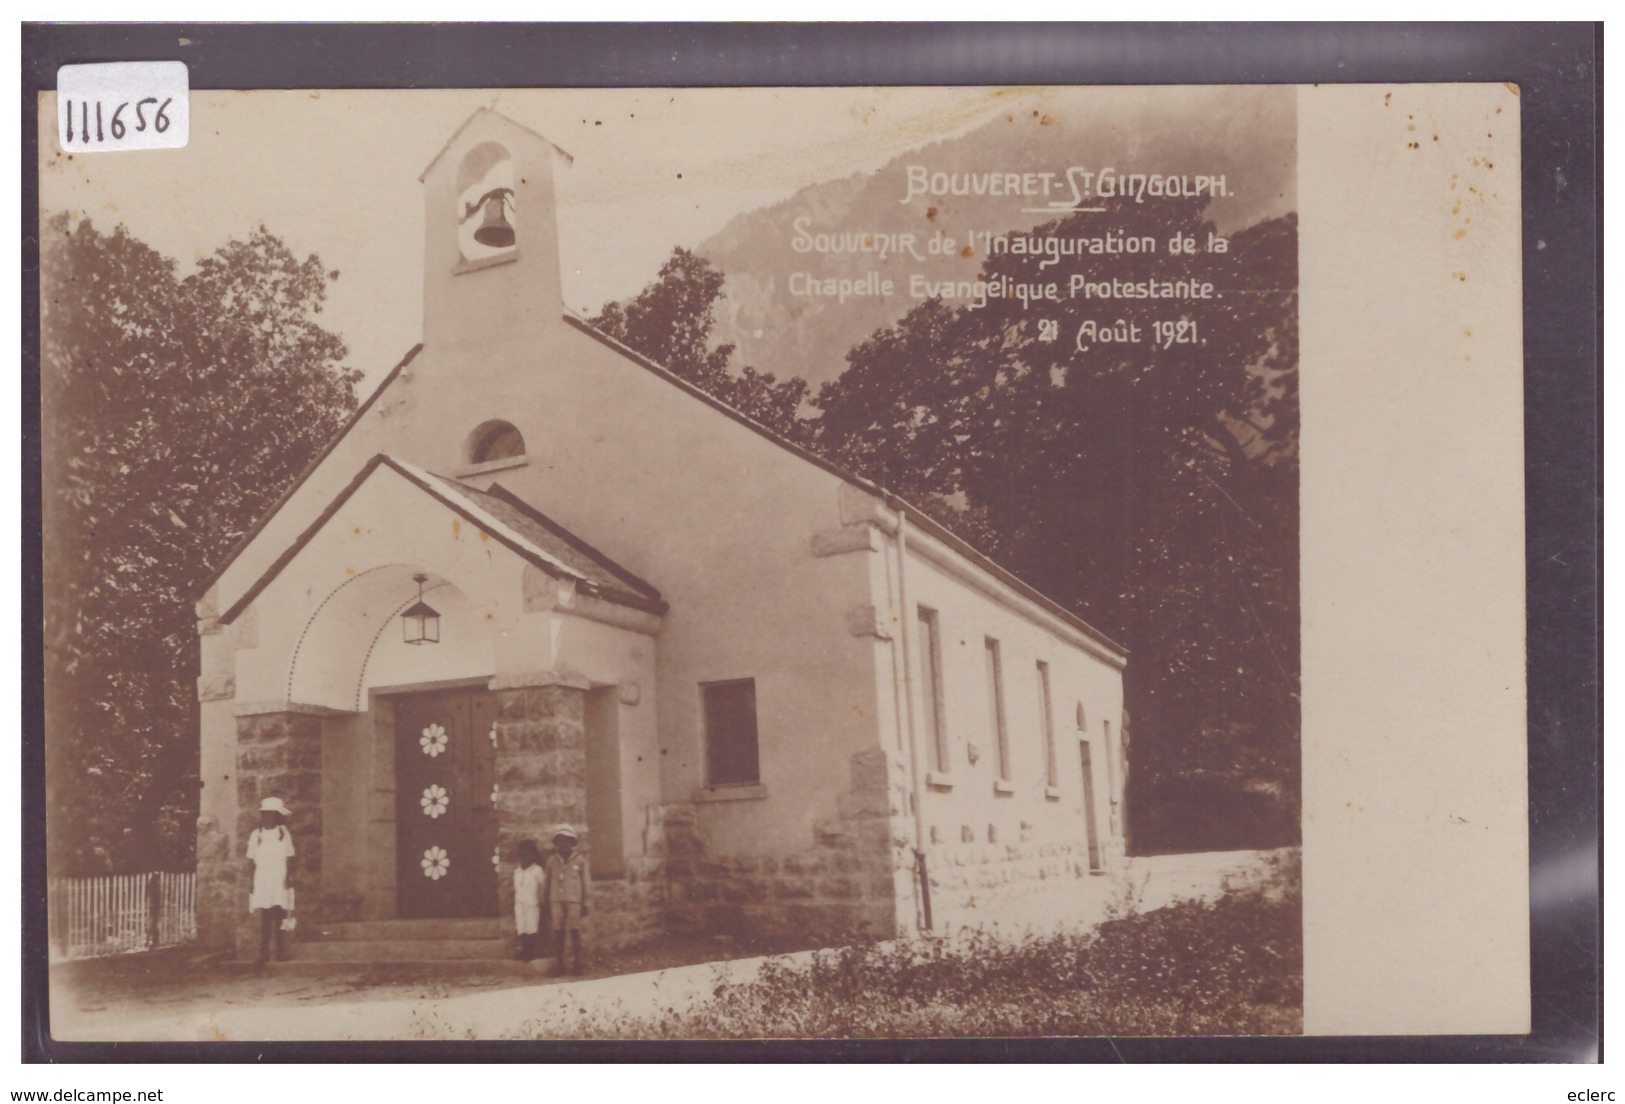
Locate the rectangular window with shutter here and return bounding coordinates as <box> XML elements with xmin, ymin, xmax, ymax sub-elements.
<box><xmin>918</xmin><ymin>608</ymin><xmax>947</xmax><ymax>773</ymax></box>
<box><xmin>702</xmin><ymin>679</ymin><xmax>760</xmax><ymax>786</ymax></box>
<box><xmin>987</xmin><ymin>638</ymin><xmax>1010</xmax><ymax>781</ymax></box>
<box><xmin>1037</xmin><ymin>660</ymin><xmax>1057</xmax><ymax>788</ymax></box>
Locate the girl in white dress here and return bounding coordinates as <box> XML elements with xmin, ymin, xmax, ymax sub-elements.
<box><xmin>245</xmin><ymin>797</ymin><xmax>296</xmax><ymax>964</ymax></box>
<box><xmin>512</xmin><ymin>839</ymin><xmax>546</xmax><ymax>961</ymax></box>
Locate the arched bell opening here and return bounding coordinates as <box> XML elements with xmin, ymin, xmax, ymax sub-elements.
<box><xmin>455</xmin><ymin>141</ymin><xmax>517</xmax><ymax>264</ymax></box>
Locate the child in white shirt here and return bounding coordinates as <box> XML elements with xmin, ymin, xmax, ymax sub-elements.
<box><xmin>512</xmin><ymin>839</ymin><xmax>545</xmax><ymax>960</ymax></box>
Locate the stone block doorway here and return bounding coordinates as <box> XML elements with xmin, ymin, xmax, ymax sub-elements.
<box><xmin>393</xmin><ymin>687</ymin><xmax>500</xmax><ymax>919</ymax></box>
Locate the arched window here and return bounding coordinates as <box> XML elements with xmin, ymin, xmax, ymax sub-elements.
<box><xmin>1075</xmin><ymin>702</ymin><xmax>1088</xmax><ymax>731</ymax></box>
<box><xmin>468</xmin><ymin>420</ymin><xmax>525</xmax><ymax>465</ymax></box>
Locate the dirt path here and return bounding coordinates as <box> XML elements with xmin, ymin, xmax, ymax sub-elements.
<box><xmin>49</xmin><ymin>931</ymin><xmax>819</xmax><ymax>1042</ymax></box>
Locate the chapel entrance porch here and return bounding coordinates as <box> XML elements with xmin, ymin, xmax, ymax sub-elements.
<box><xmin>197</xmin><ymin>456</ymin><xmax>668</xmax><ymax>963</ymax></box>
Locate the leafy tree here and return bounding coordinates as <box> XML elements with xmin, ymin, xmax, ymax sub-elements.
<box><xmin>592</xmin><ymin>247</ymin><xmax>812</xmax><ymax>442</ymax></box>
<box><xmin>41</xmin><ymin>214</ymin><xmax>361</xmax><ymax>875</ymax></box>
<box><xmin>814</xmin><ymin>198</ymin><xmax>1300</xmax><ymax>850</ymax></box>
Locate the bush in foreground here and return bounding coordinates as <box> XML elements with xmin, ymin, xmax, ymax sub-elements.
<box><xmin>530</xmin><ymin>875</ymin><xmax>1302</xmax><ymax>1040</ymax></box>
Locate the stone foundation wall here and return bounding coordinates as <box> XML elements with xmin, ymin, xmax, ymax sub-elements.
<box><xmin>230</xmin><ymin>710</ymin><xmax>325</xmax><ymax>958</ymax></box>
<box><xmin>925</xmin><ymin>833</ymin><xmax>1100</xmax><ymax>930</ymax></box>
<box><xmin>195</xmin><ymin>701</ymin><xmax>1115</xmax><ymax>957</ymax></box>
<box><xmin>585</xmin><ymin>856</ymin><xmax>666</xmax><ymax>953</ymax></box>
<box><xmin>659</xmin><ymin>748</ymin><xmax>910</xmax><ymax>943</ymax></box>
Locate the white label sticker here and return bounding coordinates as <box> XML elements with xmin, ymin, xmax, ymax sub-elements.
<box><xmin>57</xmin><ymin>61</ymin><xmax>189</xmax><ymax>152</ymax></box>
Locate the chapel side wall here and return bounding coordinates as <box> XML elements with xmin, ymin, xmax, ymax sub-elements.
<box><xmin>894</xmin><ymin>536</ymin><xmax>1129</xmax><ymax>931</ymax></box>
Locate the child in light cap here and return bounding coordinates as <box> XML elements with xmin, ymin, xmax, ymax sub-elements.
<box><xmin>245</xmin><ymin>797</ymin><xmax>296</xmax><ymax>965</ymax></box>
<box><xmin>541</xmin><ymin>824</ymin><xmax>589</xmax><ymax>975</ymax></box>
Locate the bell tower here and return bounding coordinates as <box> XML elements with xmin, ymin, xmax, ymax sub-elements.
<box><xmin>419</xmin><ymin>108</ymin><xmax>570</xmax><ymax>355</ymax></box>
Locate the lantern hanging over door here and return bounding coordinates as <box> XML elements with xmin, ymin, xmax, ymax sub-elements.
<box><xmin>402</xmin><ymin>574</ymin><xmax>441</xmax><ymax>646</ymax></box>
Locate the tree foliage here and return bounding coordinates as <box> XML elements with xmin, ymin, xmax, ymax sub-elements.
<box><xmin>41</xmin><ymin>214</ymin><xmax>361</xmax><ymax>874</ymax></box>
<box><xmin>592</xmin><ymin>247</ymin><xmax>812</xmax><ymax>443</ymax></box>
<box><xmin>813</xmin><ymin>199</ymin><xmax>1300</xmax><ymax>850</ymax></box>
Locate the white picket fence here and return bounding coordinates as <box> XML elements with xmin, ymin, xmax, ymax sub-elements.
<box><xmin>48</xmin><ymin>872</ymin><xmax>197</xmax><ymax>962</ymax></box>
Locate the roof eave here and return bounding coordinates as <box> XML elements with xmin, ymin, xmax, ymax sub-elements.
<box><xmin>218</xmin><ymin>454</ymin><xmax>662</xmax><ymax>625</ymax></box>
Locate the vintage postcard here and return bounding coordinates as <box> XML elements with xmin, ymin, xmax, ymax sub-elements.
<box><xmin>37</xmin><ymin>82</ymin><xmax>1526</xmax><ymax>1043</ymax></box>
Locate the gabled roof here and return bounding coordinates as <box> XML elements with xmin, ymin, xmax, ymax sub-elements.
<box><xmin>418</xmin><ymin>107</ymin><xmax>575</xmax><ymax>182</ymax></box>
<box><xmin>198</xmin><ymin>318</ymin><xmax>1122</xmax><ymax>659</ymax></box>
<box><xmin>219</xmin><ymin>454</ymin><xmax>666</xmax><ymax>625</ymax></box>
<box><xmin>418</xmin><ymin>465</ymin><xmax>664</xmax><ymax>609</ymax></box>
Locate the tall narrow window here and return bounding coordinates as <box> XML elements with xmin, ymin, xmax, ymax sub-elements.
<box><xmin>702</xmin><ymin>679</ymin><xmax>759</xmax><ymax>786</ymax></box>
<box><xmin>985</xmin><ymin>638</ymin><xmax>1009</xmax><ymax>781</ymax></box>
<box><xmin>1102</xmin><ymin>719</ymin><xmax>1117</xmax><ymax>801</ymax></box>
<box><xmin>918</xmin><ymin>608</ymin><xmax>947</xmax><ymax>772</ymax></box>
<box><xmin>1103</xmin><ymin>719</ymin><xmax>1120</xmax><ymax>836</ymax></box>
<box><xmin>1037</xmin><ymin>661</ymin><xmax>1057</xmax><ymax>788</ymax></box>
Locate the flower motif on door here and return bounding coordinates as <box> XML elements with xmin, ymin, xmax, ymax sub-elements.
<box><xmin>421</xmin><ymin>845</ymin><xmax>450</xmax><ymax>880</ymax></box>
<box><xmin>420</xmin><ymin>723</ymin><xmax>449</xmax><ymax>757</ymax></box>
<box><xmin>488</xmin><ymin>723</ymin><xmax>498</xmax><ymax>748</ymax></box>
<box><xmin>491</xmin><ymin>846</ymin><xmax>501</xmax><ymax>869</ymax></box>
<box><xmin>420</xmin><ymin>784</ymin><xmax>450</xmax><ymax>819</ymax></box>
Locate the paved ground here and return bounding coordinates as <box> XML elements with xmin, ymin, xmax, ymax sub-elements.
<box><xmin>50</xmin><ymin>848</ymin><xmax>1290</xmax><ymax>1042</ymax></box>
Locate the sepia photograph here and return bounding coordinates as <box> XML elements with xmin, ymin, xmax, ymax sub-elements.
<box><xmin>32</xmin><ymin>61</ymin><xmax>1539</xmax><ymax>1051</ymax></box>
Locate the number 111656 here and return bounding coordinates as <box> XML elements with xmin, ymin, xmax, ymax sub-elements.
<box><xmin>62</xmin><ymin>97</ymin><xmax>173</xmax><ymax>145</ymax></box>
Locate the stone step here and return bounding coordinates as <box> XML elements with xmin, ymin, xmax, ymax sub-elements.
<box><xmin>307</xmin><ymin>918</ymin><xmax>504</xmax><ymax>942</ymax></box>
<box><xmin>290</xmin><ymin>938</ymin><xmax>510</xmax><ymax>963</ymax></box>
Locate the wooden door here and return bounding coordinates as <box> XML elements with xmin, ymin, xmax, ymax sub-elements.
<box><xmin>394</xmin><ymin>688</ymin><xmax>500</xmax><ymax>918</ymax></box>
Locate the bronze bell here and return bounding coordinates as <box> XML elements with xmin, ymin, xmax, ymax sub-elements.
<box><xmin>473</xmin><ymin>192</ymin><xmax>515</xmax><ymax>249</ymax></box>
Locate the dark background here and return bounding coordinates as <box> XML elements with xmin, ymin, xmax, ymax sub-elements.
<box><xmin>22</xmin><ymin>21</ymin><xmax>1600</xmax><ymax>1064</ymax></box>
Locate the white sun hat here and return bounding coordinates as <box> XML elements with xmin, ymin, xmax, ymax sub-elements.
<box><xmin>552</xmin><ymin>823</ymin><xmax>578</xmax><ymax>840</ymax></box>
<box><xmin>259</xmin><ymin>797</ymin><xmax>291</xmax><ymax>817</ymax></box>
